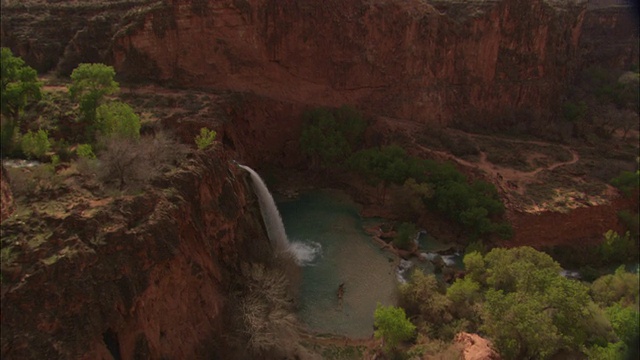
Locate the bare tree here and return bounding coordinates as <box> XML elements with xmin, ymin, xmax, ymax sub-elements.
<box><xmin>96</xmin><ymin>131</ymin><xmax>187</xmax><ymax>191</ymax></box>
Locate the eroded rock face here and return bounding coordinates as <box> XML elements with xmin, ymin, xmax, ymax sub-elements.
<box><xmin>1</xmin><ymin>166</ymin><xmax>16</xmax><ymax>220</ymax></box>
<box><xmin>0</xmin><ymin>0</ymin><xmax>158</xmax><ymax>74</ymax></box>
<box><xmin>112</xmin><ymin>0</ymin><xmax>587</xmax><ymax>125</ymax></box>
<box><xmin>509</xmin><ymin>195</ymin><xmax>637</xmax><ymax>247</ymax></box>
<box><xmin>0</xmin><ymin>150</ymin><xmax>272</xmax><ymax>359</ymax></box>
<box><xmin>580</xmin><ymin>0</ymin><xmax>640</xmax><ymax>69</ymax></box>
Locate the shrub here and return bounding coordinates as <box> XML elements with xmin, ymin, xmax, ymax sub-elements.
<box><xmin>590</xmin><ymin>266</ymin><xmax>639</xmax><ymax>307</ymax></box>
<box><xmin>618</xmin><ymin>210</ymin><xmax>639</xmax><ymax>239</ymax></box>
<box><xmin>238</xmin><ymin>263</ymin><xmax>298</xmax><ymax>357</ymax></box>
<box><xmin>374</xmin><ymin>304</ymin><xmax>416</xmax><ymax>352</ymax></box>
<box><xmin>20</xmin><ymin>129</ymin><xmax>51</xmax><ymax>160</ymax></box>
<box><xmin>610</xmin><ymin>170</ymin><xmax>639</xmax><ymax>196</ymax></box>
<box><xmin>53</xmin><ymin>139</ymin><xmax>74</xmax><ymax>162</ymax></box>
<box><xmin>95</xmin><ymin>101</ymin><xmax>141</xmax><ymax>139</ymax></box>
<box><xmin>6</xmin><ymin>164</ymin><xmax>59</xmax><ymax>197</ymax></box>
<box><xmin>95</xmin><ymin>132</ymin><xmax>187</xmax><ymax>191</ymax></box>
<box><xmin>562</xmin><ymin>101</ymin><xmax>588</xmax><ymax>122</ymax></box>
<box><xmin>76</xmin><ymin>144</ymin><xmax>96</xmax><ymax>159</ymax></box>
<box><xmin>195</xmin><ymin>127</ymin><xmax>217</xmax><ymax>150</ymax></box>
<box><xmin>599</xmin><ymin>230</ymin><xmax>635</xmax><ymax>263</ymax></box>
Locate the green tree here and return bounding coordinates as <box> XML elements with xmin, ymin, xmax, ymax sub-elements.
<box><xmin>1</xmin><ymin>48</ymin><xmax>42</xmax><ymax>154</ymax></box>
<box><xmin>374</xmin><ymin>304</ymin><xmax>416</xmax><ymax>352</ymax></box>
<box><xmin>194</xmin><ymin>127</ymin><xmax>217</xmax><ymax>150</ymax></box>
<box><xmin>420</xmin><ymin>160</ymin><xmax>509</xmax><ymax>240</ymax></box>
<box><xmin>399</xmin><ymin>270</ymin><xmax>452</xmax><ymax>336</ymax></box>
<box><xmin>95</xmin><ymin>101</ymin><xmax>140</xmax><ymax>140</ymax></box>
<box><xmin>590</xmin><ymin>266</ymin><xmax>640</xmax><ymax>307</ymax></box>
<box><xmin>446</xmin><ymin>276</ymin><xmax>483</xmax><ymax>323</ymax></box>
<box><xmin>478</xmin><ymin>247</ymin><xmax>607</xmax><ymax>359</ymax></box>
<box><xmin>482</xmin><ymin>246</ymin><xmax>561</xmax><ymax>292</ymax></box>
<box><xmin>348</xmin><ymin>145</ymin><xmax>425</xmax><ymax>202</ymax></box>
<box><xmin>599</xmin><ymin>230</ymin><xmax>635</xmax><ymax>263</ymax></box>
<box><xmin>20</xmin><ymin>129</ymin><xmax>51</xmax><ymax>160</ymax></box>
<box><xmin>447</xmin><ymin>277</ymin><xmax>481</xmax><ymax>305</ymax></box>
<box><xmin>562</xmin><ymin>101</ymin><xmax>588</xmax><ymax>122</ymax></box>
<box><xmin>606</xmin><ymin>303</ymin><xmax>639</xmax><ymax>345</ymax></box>
<box><xmin>462</xmin><ymin>251</ymin><xmax>486</xmax><ymax>284</ymax></box>
<box><xmin>68</xmin><ymin>63</ymin><xmax>119</xmax><ymax>128</ymax></box>
<box><xmin>610</xmin><ymin>170</ymin><xmax>639</xmax><ymax>197</ymax></box>
<box><xmin>583</xmin><ymin>341</ymin><xmax>627</xmax><ymax>360</ymax></box>
<box><xmin>299</xmin><ymin>106</ymin><xmax>366</xmax><ymax>168</ymax></box>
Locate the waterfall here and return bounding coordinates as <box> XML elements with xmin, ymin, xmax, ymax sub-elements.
<box><xmin>238</xmin><ymin>164</ymin><xmax>291</xmax><ymax>253</ymax></box>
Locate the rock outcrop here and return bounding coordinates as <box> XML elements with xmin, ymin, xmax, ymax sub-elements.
<box><xmin>0</xmin><ymin>149</ymin><xmax>273</xmax><ymax>359</ymax></box>
<box><xmin>508</xmin><ymin>195</ymin><xmax>636</xmax><ymax>247</ymax></box>
<box><xmin>1</xmin><ymin>166</ymin><xmax>16</xmax><ymax>220</ymax></box>
<box><xmin>455</xmin><ymin>332</ymin><xmax>500</xmax><ymax>360</ymax></box>
<box><xmin>580</xmin><ymin>0</ymin><xmax>639</xmax><ymax>69</ymax></box>
<box><xmin>0</xmin><ymin>0</ymin><xmax>158</xmax><ymax>74</ymax></box>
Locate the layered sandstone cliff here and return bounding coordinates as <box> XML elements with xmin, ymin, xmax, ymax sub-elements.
<box><xmin>1</xmin><ymin>0</ymin><xmax>597</xmax><ymax>125</ymax></box>
<box><xmin>111</xmin><ymin>0</ymin><xmax>587</xmax><ymax>124</ymax></box>
<box><xmin>0</xmin><ymin>149</ymin><xmax>274</xmax><ymax>359</ymax></box>
<box><xmin>580</xmin><ymin>0</ymin><xmax>640</xmax><ymax>69</ymax></box>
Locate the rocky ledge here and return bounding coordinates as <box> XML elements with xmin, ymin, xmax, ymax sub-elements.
<box><xmin>0</xmin><ymin>149</ymin><xmax>272</xmax><ymax>359</ymax></box>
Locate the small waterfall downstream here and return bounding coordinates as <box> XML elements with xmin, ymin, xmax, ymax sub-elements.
<box><xmin>238</xmin><ymin>164</ymin><xmax>291</xmax><ymax>253</ymax></box>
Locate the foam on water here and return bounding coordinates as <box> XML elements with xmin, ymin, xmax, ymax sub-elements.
<box><xmin>396</xmin><ymin>259</ymin><xmax>414</xmax><ymax>284</ymax></box>
<box><xmin>289</xmin><ymin>240</ymin><xmax>323</xmax><ymax>266</ymax></box>
<box><xmin>442</xmin><ymin>255</ymin><xmax>457</xmax><ymax>266</ymax></box>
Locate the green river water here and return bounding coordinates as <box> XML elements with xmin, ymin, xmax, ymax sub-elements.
<box><xmin>278</xmin><ymin>190</ymin><xmax>398</xmax><ymax>338</ymax></box>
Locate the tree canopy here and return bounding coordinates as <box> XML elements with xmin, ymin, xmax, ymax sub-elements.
<box><xmin>68</xmin><ymin>63</ymin><xmax>119</xmax><ymax>126</ymax></box>
<box><xmin>452</xmin><ymin>247</ymin><xmax>631</xmax><ymax>359</ymax></box>
<box><xmin>299</xmin><ymin>106</ymin><xmax>366</xmax><ymax>167</ymax></box>
<box><xmin>374</xmin><ymin>304</ymin><xmax>416</xmax><ymax>352</ymax></box>
<box><xmin>1</xmin><ymin>48</ymin><xmax>42</xmax><ymax>154</ymax></box>
<box><xmin>96</xmin><ymin>101</ymin><xmax>140</xmax><ymax>140</ymax></box>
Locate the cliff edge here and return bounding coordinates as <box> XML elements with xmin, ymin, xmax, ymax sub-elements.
<box><xmin>0</xmin><ymin>149</ymin><xmax>275</xmax><ymax>359</ymax></box>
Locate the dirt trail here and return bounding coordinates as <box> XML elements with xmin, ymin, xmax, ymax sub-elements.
<box><xmin>409</xmin><ymin>130</ymin><xmax>580</xmax><ymax>193</ymax></box>
<box><xmin>378</xmin><ymin>117</ymin><xmax>597</xmax><ymax>213</ymax></box>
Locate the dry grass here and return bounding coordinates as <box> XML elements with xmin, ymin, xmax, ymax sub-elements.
<box><xmin>238</xmin><ymin>262</ymin><xmax>300</xmax><ymax>357</ymax></box>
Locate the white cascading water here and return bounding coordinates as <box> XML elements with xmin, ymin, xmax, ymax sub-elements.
<box><xmin>238</xmin><ymin>164</ymin><xmax>322</xmax><ymax>265</ymax></box>
<box><xmin>238</xmin><ymin>164</ymin><xmax>291</xmax><ymax>253</ymax></box>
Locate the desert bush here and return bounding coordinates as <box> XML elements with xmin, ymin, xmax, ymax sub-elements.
<box><xmin>6</xmin><ymin>164</ymin><xmax>59</xmax><ymax>197</ymax></box>
<box><xmin>194</xmin><ymin>127</ymin><xmax>217</xmax><ymax>150</ymax></box>
<box><xmin>94</xmin><ymin>131</ymin><xmax>187</xmax><ymax>191</ymax></box>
